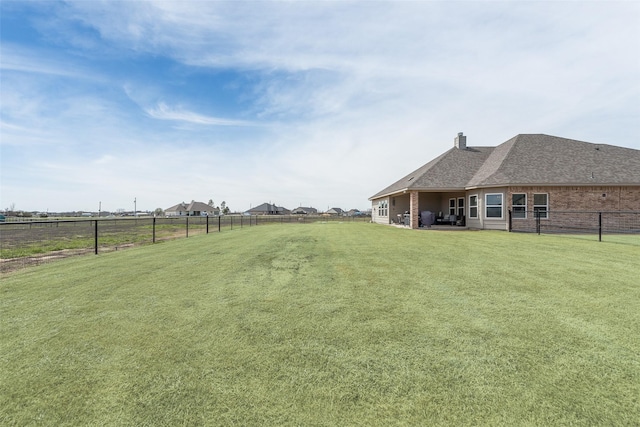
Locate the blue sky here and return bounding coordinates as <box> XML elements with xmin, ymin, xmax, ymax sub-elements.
<box><xmin>1</xmin><ymin>1</ymin><xmax>639</xmax><ymax>213</ymax></box>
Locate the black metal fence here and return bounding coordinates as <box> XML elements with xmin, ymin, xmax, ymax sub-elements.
<box><xmin>509</xmin><ymin>210</ymin><xmax>640</xmax><ymax>244</ymax></box>
<box><xmin>0</xmin><ymin>214</ymin><xmax>369</xmax><ymax>273</ymax></box>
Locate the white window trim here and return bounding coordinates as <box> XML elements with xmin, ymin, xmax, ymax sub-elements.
<box><xmin>485</xmin><ymin>193</ymin><xmax>504</xmax><ymax>219</ymax></box>
<box><xmin>512</xmin><ymin>193</ymin><xmax>527</xmax><ymax>219</ymax></box>
<box><xmin>468</xmin><ymin>194</ymin><xmax>478</xmax><ymax>219</ymax></box>
<box><xmin>457</xmin><ymin>197</ymin><xmax>465</xmax><ymax>218</ymax></box>
<box><xmin>533</xmin><ymin>193</ymin><xmax>548</xmax><ymax>219</ymax></box>
<box><xmin>449</xmin><ymin>198</ymin><xmax>456</xmax><ymax>216</ymax></box>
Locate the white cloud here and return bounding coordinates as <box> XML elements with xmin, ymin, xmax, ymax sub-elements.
<box><xmin>145</xmin><ymin>102</ymin><xmax>254</xmax><ymax>126</ymax></box>
<box><xmin>0</xmin><ymin>43</ymin><xmax>90</xmax><ymax>78</ymax></box>
<box><xmin>1</xmin><ymin>1</ymin><xmax>639</xmax><ymax>212</ymax></box>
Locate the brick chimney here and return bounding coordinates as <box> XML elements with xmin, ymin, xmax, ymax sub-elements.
<box><xmin>454</xmin><ymin>132</ymin><xmax>466</xmax><ymax>149</ymax></box>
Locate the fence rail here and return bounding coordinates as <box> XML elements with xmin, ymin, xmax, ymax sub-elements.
<box><xmin>509</xmin><ymin>210</ymin><xmax>640</xmax><ymax>243</ymax></box>
<box><xmin>0</xmin><ymin>214</ymin><xmax>369</xmax><ymax>273</ymax></box>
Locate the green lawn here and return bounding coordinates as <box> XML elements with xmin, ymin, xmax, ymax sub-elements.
<box><xmin>1</xmin><ymin>223</ymin><xmax>638</xmax><ymax>426</ymax></box>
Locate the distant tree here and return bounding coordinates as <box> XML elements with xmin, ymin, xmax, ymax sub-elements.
<box><xmin>208</xmin><ymin>199</ymin><xmax>214</xmax><ymax>207</ymax></box>
<box><xmin>153</xmin><ymin>208</ymin><xmax>164</xmax><ymax>217</ymax></box>
<box><xmin>220</xmin><ymin>201</ymin><xmax>226</xmax><ymax>212</ymax></box>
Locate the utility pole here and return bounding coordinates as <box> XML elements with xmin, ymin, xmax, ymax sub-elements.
<box><xmin>134</xmin><ymin>197</ymin><xmax>137</xmax><ymax>217</ymax></box>
<box><xmin>98</xmin><ymin>201</ymin><xmax>101</xmax><ymax>218</ymax></box>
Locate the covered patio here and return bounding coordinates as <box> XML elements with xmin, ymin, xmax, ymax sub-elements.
<box><xmin>387</xmin><ymin>190</ymin><xmax>467</xmax><ymax>229</ymax></box>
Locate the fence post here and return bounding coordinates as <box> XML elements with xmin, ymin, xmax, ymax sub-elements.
<box><xmin>536</xmin><ymin>210</ymin><xmax>541</xmax><ymax>235</ymax></box>
<box><xmin>94</xmin><ymin>219</ymin><xmax>98</xmax><ymax>255</ymax></box>
<box><xmin>186</xmin><ymin>216</ymin><xmax>189</xmax><ymax>238</ymax></box>
<box><xmin>218</xmin><ymin>215</ymin><xmax>221</xmax><ymax>232</ymax></box>
<box><xmin>231</xmin><ymin>216</ymin><xmax>233</xmax><ymax>230</ymax></box>
<box><xmin>599</xmin><ymin>212</ymin><xmax>602</xmax><ymax>242</ymax></box>
<box><xmin>153</xmin><ymin>217</ymin><xmax>156</xmax><ymax>243</ymax></box>
<box><xmin>206</xmin><ymin>215</ymin><xmax>209</xmax><ymax>234</ymax></box>
<box><xmin>508</xmin><ymin>209</ymin><xmax>512</xmax><ymax>232</ymax></box>
<box><xmin>241</xmin><ymin>215</ymin><xmax>243</xmax><ymax>229</ymax></box>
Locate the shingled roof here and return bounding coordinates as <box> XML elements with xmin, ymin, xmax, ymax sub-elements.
<box><xmin>165</xmin><ymin>201</ymin><xmax>218</xmax><ymax>214</ymax></box>
<box><xmin>468</xmin><ymin>134</ymin><xmax>640</xmax><ymax>187</ymax></box>
<box><xmin>246</xmin><ymin>203</ymin><xmax>289</xmax><ymax>214</ymax></box>
<box><xmin>370</xmin><ymin>134</ymin><xmax>640</xmax><ymax>199</ymax></box>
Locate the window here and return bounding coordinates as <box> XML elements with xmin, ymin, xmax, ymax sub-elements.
<box><xmin>469</xmin><ymin>195</ymin><xmax>478</xmax><ymax>219</ymax></box>
<box><xmin>533</xmin><ymin>193</ymin><xmax>548</xmax><ymax>219</ymax></box>
<box><xmin>377</xmin><ymin>200</ymin><xmax>388</xmax><ymax>217</ymax></box>
<box><xmin>457</xmin><ymin>198</ymin><xmax>465</xmax><ymax>218</ymax></box>
<box><xmin>512</xmin><ymin>193</ymin><xmax>527</xmax><ymax>219</ymax></box>
<box><xmin>449</xmin><ymin>198</ymin><xmax>456</xmax><ymax>216</ymax></box>
<box><xmin>485</xmin><ymin>193</ymin><xmax>503</xmax><ymax>219</ymax></box>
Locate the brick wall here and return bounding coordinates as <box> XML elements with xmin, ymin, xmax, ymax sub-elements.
<box><xmin>620</xmin><ymin>187</ymin><xmax>640</xmax><ymax>210</ymax></box>
<box><xmin>508</xmin><ymin>186</ymin><xmax>640</xmax><ymax>212</ymax></box>
<box><xmin>508</xmin><ymin>186</ymin><xmax>640</xmax><ymax>232</ymax></box>
<box><xmin>410</xmin><ymin>191</ymin><xmax>419</xmax><ymax>229</ymax></box>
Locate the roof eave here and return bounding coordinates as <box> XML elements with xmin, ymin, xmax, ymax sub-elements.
<box><xmin>368</xmin><ymin>188</ymin><xmax>409</xmax><ymax>200</ymax></box>
<box><xmin>466</xmin><ymin>182</ymin><xmax>640</xmax><ymax>189</ymax></box>
<box><xmin>371</xmin><ymin>182</ymin><xmax>640</xmax><ymax>199</ymax></box>
<box><xmin>369</xmin><ymin>186</ymin><xmax>467</xmax><ymax>200</ymax></box>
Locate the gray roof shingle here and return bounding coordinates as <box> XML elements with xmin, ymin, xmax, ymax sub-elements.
<box><xmin>468</xmin><ymin>134</ymin><xmax>640</xmax><ymax>187</ymax></box>
<box><xmin>186</xmin><ymin>201</ymin><xmax>216</xmax><ymax>212</ymax></box>
<box><xmin>370</xmin><ymin>146</ymin><xmax>494</xmax><ymax>199</ymax></box>
<box><xmin>247</xmin><ymin>203</ymin><xmax>288</xmax><ymax>213</ymax></box>
<box><xmin>370</xmin><ymin>134</ymin><xmax>640</xmax><ymax>199</ymax></box>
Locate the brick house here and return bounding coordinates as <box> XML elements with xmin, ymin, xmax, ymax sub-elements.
<box><xmin>165</xmin><ymin>201</ymin><xmax>219</xmax><ymax>217</ymax></box>
<box><xmin>245</xmin><ymin>203</ymin><xmax>290</xmax><ymax>215</ymax></box>
<box><xmin>326</xmin><ymin>207</ymin><xmax>344</xmax><ymax>216</ymax></box>
<box><xmin>291</xmin><ymin>206</ymin><xmax>319</xmax><ymax>215</ymax></box>
<box><xmin>369</xmin><ymin>133</ymin><xmax>640</xmax><ymax>230</ymax></box>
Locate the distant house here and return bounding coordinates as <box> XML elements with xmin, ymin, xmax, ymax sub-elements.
<box><xmin>346</xmin><ymin>209</ymin><xmax>362</xmax><ymax>217</ymax></box>
<box><xmin>245</xmin><ymin>203</ymin><xmax>290</xmax><ymax>215</ymax></box>
<box><xmin>369</xmin><ymin>133</ymin><xmax>640</xmax><ymax>229</ymax></box>
<box><xmin>165</xmin><ymin>201</ymin><xmax>219</xmax><ymax>217</ymax></box>
<box><xmin>326</xmin><ymin>208</ymin><xmax>344</xmax><ymax>216</ymax></box>
<box><xmin>291</xmin><ymin>206</ymin><xmax>318</xmax><ymax>215</ymax></box>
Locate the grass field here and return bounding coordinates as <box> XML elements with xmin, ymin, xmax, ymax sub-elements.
<box><xmin>0</xmin><ymin>218</ymin><xmax>208</xmax><ymax>260</ymax></box>
<box><xmin>1</xmin><ymin>223</ymin><xmax>638</xmax><ymax>425</ymax></box>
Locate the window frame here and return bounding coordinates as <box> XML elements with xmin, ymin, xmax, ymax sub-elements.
<box><xmin>377</xmin><ymin>200</ymin><xmax>388</xmax><ymax>217</ymax></box>
<box><xmin>469</xmin><ymin>194</ymin><xmax>478</xmax><ymax>219</ymax></box>
<box><xmin>533</xmin><ymin>193</ymin><xmax>548</xmax><ymax>219</ymax></box>
<box><xmin>512</xmin><ymin>193</ymin><xmax>527</xmax><ymax>219</ymax></box>
<box><xmin>449</xmin><ymin>198</ymin><xmax>456</xmax><ymax>216</ymax></box>
<box><xmin>485</xmin><ymin>193</ymin><xmax>504</xmax><ymax>219</ymax></box>
<box><xmin>457</xmin><ymin>197</ymin><xmax>465</xmax><ymax>219</ymax></box>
